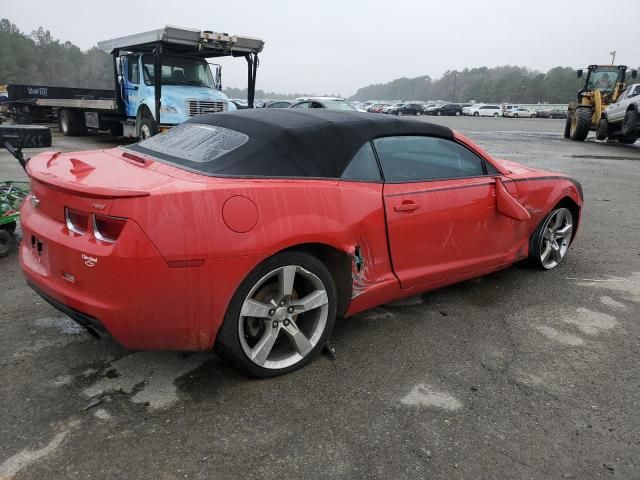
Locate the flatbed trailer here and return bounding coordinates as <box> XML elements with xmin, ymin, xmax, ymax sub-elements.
<box><xmin>1</xmin><ymin>26</ymin><xmax>264</xmax><ymax>139</ymax></box>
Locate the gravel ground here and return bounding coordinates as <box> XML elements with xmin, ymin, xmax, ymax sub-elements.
<box><xmin>1</xmin><ymin>117</ymin><xmax>639</xmax><ymax>480</ymax></box>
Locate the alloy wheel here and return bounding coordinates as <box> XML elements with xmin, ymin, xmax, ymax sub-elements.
<box><xmin>238</xmin><ymin>265</ymin><xmax>329</xmax><ymax>370</ymax></box>
<box><xmin>539</xmin><ymin>208</ymin><xmax>573</xmax><ymax>269</ymax></box>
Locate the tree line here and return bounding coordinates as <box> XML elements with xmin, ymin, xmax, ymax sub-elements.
<box><xmin>1</xmin><ymin>18</ymin><xmax>584</xmax><ymax>104</ymax></box>
<box><xmin>350</xmin><ymin>66</ymin><xmax>584</xmax><ymax>104</ymax></box>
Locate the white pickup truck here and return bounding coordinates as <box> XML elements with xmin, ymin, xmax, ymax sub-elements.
<box><xmin>597</xmin><ymin>83</ymin><xmax>640</xmax><ymax>144</ymax></box>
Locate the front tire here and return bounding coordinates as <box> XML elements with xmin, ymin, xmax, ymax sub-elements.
<box><xmin>215</xmin><ymin>251</ymin><xmax>337</xmax><ymax>378</ymax></box>
<box><xmin>570</xmin><ymin>108</ymin><xmax>592</xmax><ymax>141</ymax></box>
<box><xmin>529</xmin><ymin>207</ymin><xmax>574</xmax><ymax>270</ymax></box>
<box><xmin>596</xmin><ymin>117</ymin><xmax>609</xmax><ymax>141</ymax></box>
<box><xmin>622</xmin><ymin>110</ymin><xmax>638</xmax><ymax>137</ymax></box>
<box><xmin>138</xmin><ymin>113</ymin><xmax>157</xmax><ymax>140</ymax></box>
<box><xmin>473</xmin><ymin>112</ymin><xmax>479</xmax><ymax>117</ymax></box>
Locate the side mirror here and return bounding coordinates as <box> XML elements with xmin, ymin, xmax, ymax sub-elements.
<box><xmin>577</xmin><ymin>69</ymin><xmax>583</xmax><ymax>78</ymax></box>
<box><xmin>495</xmin><ymin>179</ymin><xmax>531</xmax><ymax>221</ymax></box>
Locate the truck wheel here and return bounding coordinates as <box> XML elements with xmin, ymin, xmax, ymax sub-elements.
<box><xmin>59</xmin><ymin>109</ymin><xmax>86</xmax><ymax>136</ymax></box>
<box><xmin>563</xmin><ymin>117</ymin><xmax>571</xmax><ymax>138</ymax></box>
<box><xmin>0</xmin><ymin>229</ymin><xmax>14</xmax><ymax>258</ymax></box>
<box><xmin>570</xmin><ymin>108</ymin><xmax>591</xmax><ymax>141</ymax></box>
<box><xmin>622</xmin><ymin>110</ymin><xmax>638</xmax><ymax>137</ymax></box>
<box><xmin>0</xmin><ymin>125</ymin><xmax>52</xmax><ymax>148</ymax></box>
<box><xmin>138</xmin><ymin>114</ymin><xmax>157</xmax><ymax>140</ymax></box>
<box><xmin>596</xmin><ymin>117</ymin><xmax>609</xmax><ymax>141</ymax></box>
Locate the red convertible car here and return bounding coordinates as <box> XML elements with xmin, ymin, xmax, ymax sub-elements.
<box><xmin>20</xmin><ymin>110</ymin><xmax>582</xmax><ymax>377</ymax></box>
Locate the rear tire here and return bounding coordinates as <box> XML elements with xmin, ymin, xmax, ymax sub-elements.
<box><xmin>473</xmin><ymin>112</ymin><xmax>479</xmax><ymax>117</ymax></box>
<box><xmin>570</xmin><ymin>108</ymin><xmax>591</xmax><ymax>141</ymax></box>
<box><xmin>215</xmin><ymin>251</ymin><xmax>337</xmax><ymax>378</ymax></box>
<box><xmin>58</xmin><ymin>109</ymin><xmax>86</xmax><ymax>137</ymax></box>
<box><xmin>416</xmin><ymin>111</ymin><xmax>422</xmax><ymax>116</ymax></box>
<box><xmin>622</xmin><ymin>110</ymin><xmax>638</xmax><ymax>137</ymax></box>
<box><xmin>564</xmin><ymin>117</ymin><xmax>571</xmax><ymax>138</ymax></box>
<box><xmin>0</xmin><ymin>125</ymin><xmax>52</xmax><ymax>148</ymax></box>
<box><xmin>596</xmin><ymin>117</ymin><xmax>609</xmax><ymax>141</ymax></box>
<box><xmin>493</xmin><ymin>113</ymin><xmax>499</xmax><ymax>117</ymax></box>
<box><xmin>0</xmin><ymin>229</ymin><xmax>14</xmax><ymax>258</ymax></box>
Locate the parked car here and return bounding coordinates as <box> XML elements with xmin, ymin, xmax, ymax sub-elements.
<box><xmin>597</xmin><ymin>82</ymin><xmax>640</xmax><ymax>144</ymax></box>
<box><xmin>289</xmin><ymin>98</ymin><xmax>356</xmax><ymax>111</ymax></box>
<box><xmin>392</xmin><ymin>103</ymin><xmax>424</xmax><ymax>116</ymax></box>
<box><xmin>20</xmin><ymin>109</ymin><xmax>583</xmax><ymax>377</ymax></box>
<box><xmin>462</xmin><ymin>104</ymin><xmax>478</xmax><ymax>115</ymax></box>
<box><xmin>230</xmin><ymin>99</ymin><xmax>251</xmax><ymax>109</ymax></box>
<box><xmin>504</xmin><ymin>107</ymin><xmax>535</xmax><ymax>118</ymax></box>
<box><xmin>423</xmin><ymin>104</ymin><xmax>443</xmax><ymax>114</ymax></box>
<box><xmin>468</xmin><ymin>104</ymin><xmax>503</xmax><ymax>117</ymax></box>
<box><xmin>265</xmin><ymin>100</ymin><xmax>292</xmax><ymax>108</ymax></box>
<box><xmin>381</xmin><ymin>103</ymin><xmax>400</xmax><ymax>114</ymax></box>
<box><xmin>428</xmin><ymin>103</ymin><xmax>463</xmax><ymax>116</ymax></box>
<box><xmin>536</xmin><ymin>108</ymin><xmax>567</xmax><ymax>119</ymax></box>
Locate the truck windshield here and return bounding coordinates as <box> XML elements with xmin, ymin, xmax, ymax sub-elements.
<box><xmin>142</xmin><ymin>54</ymin><xmax>214</xmax><ymax>89</ymax></box>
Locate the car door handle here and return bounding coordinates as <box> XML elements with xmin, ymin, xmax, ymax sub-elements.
<box><xmin>394</xmin><ymin>201</ymin><xmax>420</xmax><ymax>212</ymax></box>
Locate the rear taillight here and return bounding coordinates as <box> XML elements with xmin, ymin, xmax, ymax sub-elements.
<box><xmin>65</xmin><ymin>207</ymin><xmax>90</xmax><ymax>234</ymax></box>
<box><xmin>93</xmin><ymin>214</ymin><xmax>126</xmax><ymax>243</ymax></box>
<box><xmin>64</xmin><ymin>207</ymin><xmax>127</xmax><ymax>243</ymax></box>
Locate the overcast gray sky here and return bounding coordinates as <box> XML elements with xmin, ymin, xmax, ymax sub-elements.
<box><xmin>5</xmin><ymin>0</ymin><xmax>640</xmax><ymax>96</ymax></box>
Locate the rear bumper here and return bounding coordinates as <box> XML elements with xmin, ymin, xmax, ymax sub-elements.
<box><xmin>28</xmin><ymin>281</ymin><xmax>107</xmax><ymax>338</ymax></box>
<box><xmin>19</xmin><ymin>198</ymin><xmax>204</xmax><ymax>350</ymax></box>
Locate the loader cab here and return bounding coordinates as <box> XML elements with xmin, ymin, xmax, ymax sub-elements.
<box><xmin>576</xmin><ymin>65</ymin><xmax>636</xmax><ymax>102</ymax></box>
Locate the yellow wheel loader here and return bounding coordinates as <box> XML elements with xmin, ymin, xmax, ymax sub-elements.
<box><xmin>564</xmin><ymin>65</ymin><xmax>637</xmax><ymax>141</ymax></box>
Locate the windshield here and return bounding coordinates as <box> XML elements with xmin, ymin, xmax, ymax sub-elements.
<box><xmin>323</xmin><ymin>101</ymin><xmax>356</xmax><ymax>111</ymax></box>
<box><xmin>142</xmin><ymin>54</ymin><xmax>214</xmax><ymax>88</ymax></box>
<box><xmin>587</xmin><ymin>68</ymin><xmax>622</xmax><ymax>91</ymax></box>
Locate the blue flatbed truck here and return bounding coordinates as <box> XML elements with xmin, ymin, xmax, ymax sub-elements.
<box><xmin>1</xmin><ymin>26</ymin><xmax>264</xmax><ymax>139</ymax></box>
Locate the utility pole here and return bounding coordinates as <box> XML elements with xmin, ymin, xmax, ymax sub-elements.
<box><xmin>610</xmin><ymin>50</ymin><xmax>616</xmax><ymax>64</ymax></box>
<box><xmin>452</xmin><ymin>71</ymin><xmax>457</xmax><ymax>103</ymax></box>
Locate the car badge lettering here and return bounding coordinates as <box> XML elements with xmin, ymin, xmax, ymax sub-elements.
<box><xmin>82</xmin><ymin>254</ymin><xmax>98</xmax><ymax>267</ymax></box>
<box><xmin>92</xmin><ymin>203</ymin><xmax>106</xmax><ymax>210</ymax></box>
<box><xmin>30</xmin><ymin>195</ymin><xmax>40</xmax><ymax>208</ymax></box>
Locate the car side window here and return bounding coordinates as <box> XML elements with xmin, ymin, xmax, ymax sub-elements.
<box><xmin>127</xmin><ymin>56</ymin><xmax>139</xmax><ymax>84</ymax></box>
<box><xmin>374</xmin><ymin>136</ymin><xmax>488</xmax><ymax>182</ymax></box>
<box><xmin>341</xmin><ymin>142</ymin><xmax>382</xmax><ymax>182</ymax></box>
<box><xmin>291</xmin><ymin>102</ymin><xmax>310</xmax><ymax>109</ymax></box>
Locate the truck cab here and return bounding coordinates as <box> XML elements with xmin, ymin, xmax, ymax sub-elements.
<box><xmin>119</xmin><ymin>53</ymin><xmax>235</xmax><ymax>138</ymax></box>
<box><xmin>99</xmin><ymin>26</ymin><xmax>264</xmax><ymax>139</ymax></box>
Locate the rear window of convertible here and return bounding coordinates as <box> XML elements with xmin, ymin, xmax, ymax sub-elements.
<box><xmin>125</xmin><ymin>123</ymin><xmax>248</xmax><ymax>170</ymax></box>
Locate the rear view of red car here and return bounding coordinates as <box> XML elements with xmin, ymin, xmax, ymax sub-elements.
<box><xmin>20</xmin><ymin>109</ymin><xmax>582</xmax><ymax>377</ymax></box>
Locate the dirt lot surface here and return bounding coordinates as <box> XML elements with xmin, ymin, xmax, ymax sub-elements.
<box><xmin>1</xmin><ymin>117</ymin><xmax>639</xmax><ymax>479</ymax></box>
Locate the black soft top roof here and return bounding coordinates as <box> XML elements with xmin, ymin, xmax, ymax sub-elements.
<box><xmin>129</xmin><ymin>109</ymin><xmax>454</xmax><ymax>178</ymax></box>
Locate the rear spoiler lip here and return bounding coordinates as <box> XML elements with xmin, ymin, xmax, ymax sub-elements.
<box><xmin>28</xmin><ymin>167</ymin><xmax>150</xmax><ymax>198</ymax></box>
